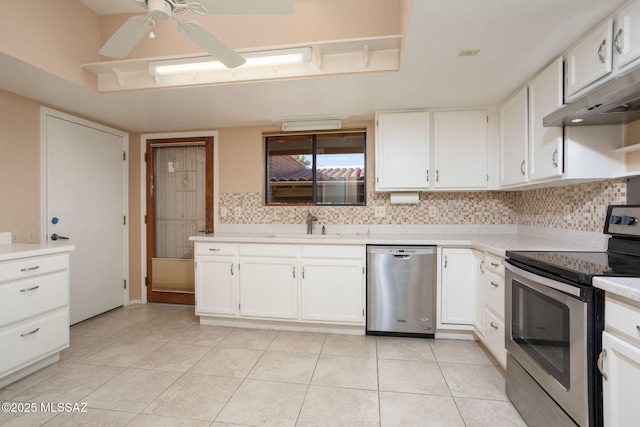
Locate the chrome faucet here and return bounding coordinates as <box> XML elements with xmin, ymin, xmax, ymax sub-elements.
<box><xmin>306</xmin><ymin>211</ymin><xmax>318</xmax><ymax>234</ymax></box>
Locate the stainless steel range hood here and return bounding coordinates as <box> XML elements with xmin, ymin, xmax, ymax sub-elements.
<box><xmin>543</xmin><ymin>66</ymin><xmax>640</xmax><ymax>127</ymax></box>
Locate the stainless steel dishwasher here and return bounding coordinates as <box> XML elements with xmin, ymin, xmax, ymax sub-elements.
<box><xmin>366</xmin><ymin>245</ymin><xmax>437</xmax><ymax>337</ymax></box>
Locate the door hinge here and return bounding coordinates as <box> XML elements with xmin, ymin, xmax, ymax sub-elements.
<box><xmin>144</xmin><ymin>215</ymin><xmax>147</xmax><ymax>224</ymax></box>
<box><xmin>123</xmin><ymin>151</ymin><xmax>126</xmax><ymax>161</ymax></box>
<box><xmin>124</xmin><ymin>279</ymin><xmax>127</xmax><ymax>289</ymax></box>
<box><xmin>123</xmin><ymin>215</ymin><xmax>127</xmax><ymax>225</ymax></box>
<box><xmin>144</xmin><ymin>276</ymin><xmax>148</xmax><ymax>287</ymax></box>
<box><xmin>144</xmin><ymin>152</ymin><xmax>148</xmax><ymax>162</ymax></box>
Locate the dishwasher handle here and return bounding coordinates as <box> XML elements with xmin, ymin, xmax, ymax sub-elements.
<box><xmin>393</xmin><ymin>254</ymin><xmax>412</xmax><ymax>260</ymax></box>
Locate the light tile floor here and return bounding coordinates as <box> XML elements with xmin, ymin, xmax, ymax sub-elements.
<box><xmin>0</xmin><ymin>304</ymin><xmax>527</xmax><ymax>426</ymax></box>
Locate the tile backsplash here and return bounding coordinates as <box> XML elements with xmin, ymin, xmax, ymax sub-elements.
<box><xmin>218</xmin><ymin>178</ymin><xmax>627</xmax><ymax>234</ymax></box>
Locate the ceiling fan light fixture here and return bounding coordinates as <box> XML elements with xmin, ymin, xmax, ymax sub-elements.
<box><xmin>148</xmin><ymin>47</ymin><xmax>311</xmax><ymax>76</ymax></box>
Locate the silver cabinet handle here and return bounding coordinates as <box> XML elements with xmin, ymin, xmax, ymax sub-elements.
<box><xmin>479</xmin><ymin>260</ymin><xmax>485</xmax><ymax>274</ymax></box>
<box><xmin>598</xmin><ymin>39</ymin><xmax>607</xmax><ymax>63</ymax></box>
<box><xmin>552</xmin><ymin>148</ymin><xmax>559</xmax><ymax>168</ymax></box>
<box><xmin>293</xmin><ymin>266</ymin><xmax>296</xmax><ymax>278</ymax></box>
<box><xmin>490</xmin><ymin>262</ymin><xmax>499</xmax><ymax>267</ymax></box>
<box><xmin>444</xmin><ymin>255</ymin><xmax>448</xmax><ymax>268</ymax></box>
<box><xmin>209</xmin><ymin>248</ymin><xmax>221</xmax><ymax>252</ymax></box>
<box><xmin>302</xmin><ymin>267</ymin><xmax>305</xmax><ymax>279</ymax></box>
<box><xmin>614</xmin><ymin>28</ymin><xmax>623</xmax><ymax>54</ymax></box>
<box><xmin>520</xmin><ymin>160</ymin><xmax>525</xmax><ymax>175</ymax></box>
<box><xmin>20</xmin><ymin>285</ymin><xmax>40</xmax><ymax>293</ymax></box>
<box><xmin>490</xmin><ymin>322</ymin><xmax>499</xmax><ymax>330</ymax></box>
<box><xmin>597</xmin><ymin>348</ymin><xmax>608</xmax><ymax>381</ymax></box>
<box><xmin>436</xmin><ymin>170</ymin><xmax>439</xmax><ymax>182</ymax></box>
<box><xmin>230</xmin><ymin>264</ymin><xmax>234</xmax><ymax>276</ymax></box>
<box><xmin>426</xmin><ymin>170</ymin><xmax>429</xmax><ymax>182</ymax></box>
<box><xmin>20</xmin><ymin>266</ymin><xmax>40</xmax><ymax>272</ymax></box>
<box><xmin>20</xmin><ymin>328</ymin><xmax>40</xmax><ymax>337</ymax></box>
<box><xmin>490</xmin><ymin>281</ymin><xmax>499</xmax><ymax>287</ymax></box>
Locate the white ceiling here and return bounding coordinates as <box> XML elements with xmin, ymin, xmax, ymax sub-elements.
<box><xmin>0</xmin><ymin>0</ymin><xmax>629</xmax><ymax>132</ymax></box>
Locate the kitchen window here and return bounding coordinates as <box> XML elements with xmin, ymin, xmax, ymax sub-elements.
<box><xmin>265</xmin><ymin>131</ymin><xmax>366</xmax><ymax>205</ymax></box>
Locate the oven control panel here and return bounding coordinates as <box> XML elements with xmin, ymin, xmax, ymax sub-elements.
<box><xmin>604</xmin><ymin>205</ymin><xmax>640</xmax><ymax>237</ymax></box>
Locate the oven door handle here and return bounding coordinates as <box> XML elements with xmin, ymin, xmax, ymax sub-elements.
<box><xmin>504</xmin><ymin>262</ymin><xmax>582</xmax><ymax>298</ymax></box>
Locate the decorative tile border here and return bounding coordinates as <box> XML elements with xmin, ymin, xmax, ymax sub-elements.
<box><xmin>218</xmin><ymin>178</ymin><xmax>627</xmax><ymax>234</ymax></box>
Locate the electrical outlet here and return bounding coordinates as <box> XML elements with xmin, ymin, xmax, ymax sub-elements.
<box><xmin>563</xmin><ymin>204</ymin><xmax>571</xmax><ymax>219</ymax></box>
<box><xmin>11</xmin><ymin>231</ymin><xmax>19</xmax><ymax>243</ymax></box>
<box><xmin>26</xmin><ymin>230</ymin><xmax>36</xmax><ymax>243</ymax></box>
<box><xmin>429</xmin><ymin>206</ymin><xmax>437</xmax><ymax>218</ymax></box>
<box><xmin>374</xmin><ymin>206</ymin><xmax>386</xmax><ymax>218</ymax></box>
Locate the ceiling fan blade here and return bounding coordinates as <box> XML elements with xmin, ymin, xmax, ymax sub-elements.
<box><xmin>187</xmin><ymin>0</ymin><xmax>294</xmax><ymax>15</ymax></box>
<box><xmin>177</xmin><ymin>20</ymin><xmax>246</xmax><ymax>68</ymax></box>
<box><xmin>99</xmin><ymin>16</ymin><xmax>155</xmax><ymax>58</ymax></box>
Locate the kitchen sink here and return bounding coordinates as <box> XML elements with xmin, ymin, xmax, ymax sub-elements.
<box><xmin>269</xmin><ymin>233</ymin><xmax>342</xmax><ymax>239</ymax></box>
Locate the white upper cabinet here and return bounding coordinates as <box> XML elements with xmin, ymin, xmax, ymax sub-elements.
<box><xmin>565</xmin><ymin>18</ymin><xmax>613</xmax><ymax>100</ymax></box>
<box><xmin>500</xmin><ymin>87</ymin><xmax>529</xmax><ymax>187</ymax></box>
<box><xmin>614</xmin><ymin>0</ymin><xmax>640</xmax><ymax>70</ymax></box>
<box><xmin>528</xmin><ymin>57</ymin><xmax>564</xmax><ymax>182</ymax></box>
<box><xmin>433</xmin><ymin>110</ymin><xmax>488</xmax><ymax>189</ymax></box>
<box><xmin>375</xmin><ymin>111</ymin><xmax>431</xmax><ymax>191</ymax></box>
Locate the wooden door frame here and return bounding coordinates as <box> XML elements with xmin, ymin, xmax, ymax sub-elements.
<box><xmin>140</xmin><ymin>131</ymin><xmax>218</xmax><ymax>305</ymax></box>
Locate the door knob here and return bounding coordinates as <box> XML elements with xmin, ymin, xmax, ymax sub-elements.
<box><xmin>51</xmin><ymin>233</ymin><xmax>69</xmax><ymax>241</ymax></box>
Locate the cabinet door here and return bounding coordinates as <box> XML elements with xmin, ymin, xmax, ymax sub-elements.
<box><xmin>601</xmin><ymin>331</ymin><xmax>640</xmax><ymax>427</ymax></box>
<box><xmin>239</xmin><ymin>257</ymin><xmax>298</xmax><ymax>319</ymax></box>
<box><xmin>566</xmin><ymin>18</ymin><xmax>613</xmax><ymax>99</ymax></box>
<box><xmin>500</xmin><ymin>87</ymin><xmax>529</xmax><ymax>186</ymax></box>
<box><xmin>614</xmin><ymin>0</ymin><xmax>640</xmax><ymax>69</ymax></box>
<box><xmin>375</xmin><ymin>112</ymin><xmax>430</xmax><ymax>191</ymax></box>
<box><xmin>433</xmin><ymin>111</ymin><xmax>488</xmax><ymax>189</ymax></box>
<box><xmin>195</xmin><ymin>256</ymin><xmax>237</xmax><ymax>316</ymax></box>
<box><xmin>440</xmin><ymin>248</ymin><xmax>475</xmax><ymax>325</ymax></box>
<box><xmin>473</xmin><ymin>250</ymin><xmax>485</xmax><ymax>334</ymax></box>
<box><xmin>301</xmin><ymin>259</ymin><xmax>364</xmax><ymax>324</ymax></box>
<box><xmin>528</xmin><ymin>57</ymin><xmax>563</xmax><ymax>182</ymax></box>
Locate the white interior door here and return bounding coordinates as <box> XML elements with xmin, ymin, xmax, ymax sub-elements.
<box><xmin>42</xmin><ymin>109</ymin><xmax>127</xmax><ymax>324</ymax></box>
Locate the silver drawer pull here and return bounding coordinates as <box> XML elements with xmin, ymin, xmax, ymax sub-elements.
<box><xmin>490</xmin><ymin>322</ymin><xmax>499</xmax><ymax>330</ymax></box>
<box><xmin>20</xmin><ymin>285</ymin><xmax>40</xmax><ymax>293</ymax></box>
<box><xmin>20</xmin><ymin>328</ymin><xmax>40</xmax><ymax>337</ymax></box>
<box><xmin>490</xmin><ymin>281</ymin><xmax>499</xmax><ymax>287</ymax></box>
<box><xmin>20</xmin><ymin>266</ymin><xmax>40</xmax><ymax>272</ymax></box>
<box><xmin>208</xmin><ymin>248</ymin><xmax>221</xmax><ymax>252</ymax></box>
<box><xmin>490</xmin><ymin>262</ymin><xmax>499</xmax><ymax>267</ymax></box>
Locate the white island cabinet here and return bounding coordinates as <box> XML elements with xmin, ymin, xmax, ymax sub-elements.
<box><xmin>0</xmin><ymin>243</ymin><xmax>74</xmax><ymax>388</ymax></box>
<box><xmin>193</xmin><ymin>240</ymin><xmax>366</xmax><ymax>331</ymax></box>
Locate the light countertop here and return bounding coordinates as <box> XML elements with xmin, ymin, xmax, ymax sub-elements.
<box><xmin>0</xmin><ymin>243</ymin><xmax>76</xmax><ymax>262</ymax></box>
<box><xmin>190</xmin><ymin>232</ymin><xmax>599</xmax><ymax>258</ymax></box>
<box><xmin>594</xmin><ymin>277</ymin><xmax>640</xmax><ymax>304</ymax></box>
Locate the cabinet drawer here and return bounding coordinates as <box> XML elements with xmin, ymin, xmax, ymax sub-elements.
<box><xmin>0</xmin><ymin>310</ymin><xmax>69</xmax><ymax>376</ymax></box>
<box><xmin>0</xmin><ymin>253</ymin><xmax>69</xmax><ymax>284</ymax></box>
<box><xmin>484</xmin><ymin>253</ymin><xmax>504</xmax><ymax>277</ymax></box>
<box><xmin>484</xmin><ymin>309</ymin><xmax>507</xmax><ymax>366</ymax></box>
<box><xmin>301</xmin><ymin>245</ymin><xmax>364</xmax><ymax>259</ymax></box>
<box><xmin>484</xmin><ymin>271</ymin><xmax>505</xmax><ymax>318</ymax></box>
<box><xmin>195</xmin><ymin>242</ymin><xmax>237</xmax><ymax>256</ymax></box>
<box><xmin>0</xmin><ymin>271</ymin><xmax>68</xmax><ymax>328</ymax></box>
<box><xmin>239</xmin><ymin>244</ymin><xmax>298</xmax><ymax>257</ymax></box>
<box><xmin>605</xmin><ymin>296</ymin><xmax>640</xmax><ymax>346</ymax></box>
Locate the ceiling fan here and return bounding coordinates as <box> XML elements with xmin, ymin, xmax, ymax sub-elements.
<box><xmin>99</xmin><ymin>0</ymin><xmax>295</xmax><ymax>68</ymax></box>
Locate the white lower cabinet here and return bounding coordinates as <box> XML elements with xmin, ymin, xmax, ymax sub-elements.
<box><xmin>239</xmin><ymin>257</ymin><xmax>298</xmax><ymax>319</ymax></box>
<box><xmin>474</xmin><ymin>251</ymin><xmax>507</xmax><ymax>367</ymax></box>
<box><xmin>600</xmin><ymin>295</ymin><xmax>640</xmax><ymax>426</ymax></box>
<box><xmin>194</xmin><ymin>241</ymin><xmax>365</xmax><ymax>327</ymax></box>
<box><xmin>301</xmin><ymin>259</ymin><xmax>364</xmax><ymax>323</ymax></box>
<box><xmin>0</xmin><ymin>249</ymin><xmax>73</xmax><ymax>388</ymax></box>
<box><xmin>439</xmin><ymin>248</ymin><xmax>475</xmax><ymax>328</ymax></box>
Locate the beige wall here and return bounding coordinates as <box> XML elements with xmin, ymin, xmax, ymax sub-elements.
<box><xmin>0</xmin><ymin>90</ymin><xmax>41</xmax><ymax>242</ymax></box>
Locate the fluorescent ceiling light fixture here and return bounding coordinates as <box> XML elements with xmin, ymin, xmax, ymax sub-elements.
<box><xmin>571</xmin><ymin>118</ymin><xmax>584</xmax><ymax>123</ymax></box>
<box><xmin>281</xmin><ymin>119</ymin><xmax>342</xmax><ymax>132</ymax></box>
<box><xmin>149</xmin><ymin>47</ymin><xmax>311</xmax><ymax>76</ymax></box>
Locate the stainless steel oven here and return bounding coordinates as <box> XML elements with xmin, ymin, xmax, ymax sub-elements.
<box><xmin>504</xmin><ymin>205</ymin><xmax>640</xmax><ymax>427</ymax></box>
<box><xmin>505</xmin><ymin>262</ymin><xmax>600</xmax><ymax>427</ymax></box>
